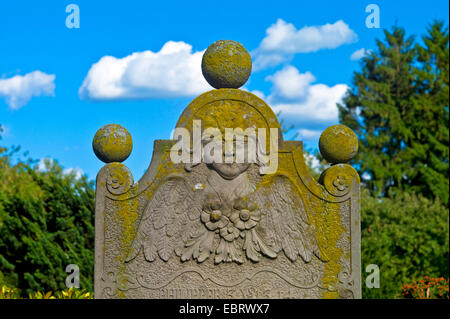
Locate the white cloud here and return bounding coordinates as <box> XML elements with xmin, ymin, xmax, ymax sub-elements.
<box><xmin>253</xmin><ymin>19</ymin><xmax>358</xmax><ymax>70</ymax></box>
<box><xmin>298</xmin><ymin>128</ymin><xmax>322</xmax><ymax>140</ymax></box>
<box><xmin>37</xmin><ymin>158</ymin><xmax>54</xmax><ymax>171</ymax></box>
<box><xmin>79</xmin><ymin>41</ymin><xmax>213</xmax><ymax>100</ymax></box>
<box><xmin>266</xmin><ymin>65</ymin><xmax>348</xmax><ymax>129</ymax></box>
<box><xmin>0</xmin><ymin>71</ymin><xmax>55</xmax><ymax>109</ymax></box>
<box><xmin>303</xmin><ymin>150</ymin><xmax>322</xmax><ymax>171</ymax></box>
<box><xmin>272</xmin><ymin>83</ymin><xmax>348</xmax><ymax>123</ymax></box>
<box><xmin>252</xmin><ymin>53</ymin><xmax>287</xmax><ymax>71</ymax></box>
<box><xmin>259</xmin><ymin>19</ymin><xmax>358</xmax><ymax>52</ymax></box>
<box><xmin>37</xmin><ymin>158</ymin><xmax>84</xmax><ymax>179</ymax></box>
<box><xmin>63</xmin><ymin>167</ymin><xmax>84</xmax><ymax>179</ymax></box>
<box><xmin>350</xmin><ymin>48</ymin><xmax>370</xmax><ymax>61</ymax></box>
<box><xmin>265</xmin><ymin>65</ymin><xmax>315</xmax><ymax>100</ymax></box>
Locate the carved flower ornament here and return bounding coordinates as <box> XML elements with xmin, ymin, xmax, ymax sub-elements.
<box><xmin>230</xmin><ymin>198</ymin><xmax>260</xmax><ymax>232</ymax></box>
<box><xmin>333</xmin><ymin>175</ymin><xmax>349</xmax><ymax>192</ymax></box>
<box><xmin>201</xmin><ymin>195</ymin><xmax>261</xmax><ymax>242</ymax></box>
<box><xmin>201</xmin><ymin>197</ymin><xmax>229</xmax><ymax>232</ymax></box>
<box><xmin>200</xmin><ymin>196</ymin><xmax>232</xmax><ymax>241</ymax></box>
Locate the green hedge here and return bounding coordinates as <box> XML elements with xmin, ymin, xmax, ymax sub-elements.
<box><xmin>361</xmin><ymin>189</ymin><xmax>449</xmax><ymax>298</ymax></box>
<box><xmin>0</xmin><ymin>150</ymin><xmax>95</xmax><ymax>296</ymax></box>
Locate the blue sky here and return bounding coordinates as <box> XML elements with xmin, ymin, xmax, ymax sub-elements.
<box><xmin>0</xmin><ymin>0</ymin><xmax>448</xmax><ymax>181</ymax></box>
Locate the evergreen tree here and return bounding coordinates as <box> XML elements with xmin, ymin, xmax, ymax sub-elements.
<box><xmin>412</xmin><ymin>21</ymin><xmax>449</xmax><ymax>204</ymax></box>
<box><xmin>338</xmin><ymin>22</ymin><xmax>449</xmax><ymax>205</ymax></box>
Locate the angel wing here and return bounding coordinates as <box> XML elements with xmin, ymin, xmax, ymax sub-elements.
<box><xmin>126</xmin><ymin>176</ymin><xmax>202</xmax><ymax>263</ymax></box>
<box><xmin>254</xmin><ymin>175</ymin><xmax>328</xmax><ymax>263</ymax></box>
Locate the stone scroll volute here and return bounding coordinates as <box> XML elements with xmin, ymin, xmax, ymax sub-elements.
<box><xmin>93</xmin><ymin>40</ymin><xmax>361</xmax><ymax>299</ymax></box>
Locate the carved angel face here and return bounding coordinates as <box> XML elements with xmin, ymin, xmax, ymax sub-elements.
<box><xmin>207</xmin><ymin>138</ymin><xmax>252</xmax><ymax>180</ymax></box>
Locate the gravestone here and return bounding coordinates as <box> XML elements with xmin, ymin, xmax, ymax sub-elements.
<box><xmin>93</xmin><ymin>40</ymin><xmax>361</xmax><ymax>299</ymax></box>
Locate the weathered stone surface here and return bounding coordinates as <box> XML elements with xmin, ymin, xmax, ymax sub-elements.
<box><xmin>201</xmin><ymin>40</ymin><xmax>252</xmax><ymax>89</ymax></box>
<box><xmin>93</xmin><ymin>41</ymin><xmax>361</xmax><ymax>299</ymax></box>
<box><xmin>93</xmin><ymin>124</ymin><xmax>133</xmax><ymax>163</ymax></box>
<box><xmin>319</xmin><ymin>124</ymin><xmax>358</xmax><ymax>164</ymax></box>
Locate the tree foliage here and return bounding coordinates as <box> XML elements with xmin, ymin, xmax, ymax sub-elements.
<box><xmin>361</xmin><ymin>189</ymin><xmax>449</xmax><ymax>298</ymax></box>
<box><xmin>338</xmin><ymin>21</ymin><xmax>449</xmax><ymax>205</ymax></box>
<box><xmin>338</xmin><ymin>21</ymin><xmax>449</xmax><ymax>298</ymax></box>
<box><xmin>0</xmin><ymin>138</ymin><xmax>95</xmax><ymax>295</ymax></box>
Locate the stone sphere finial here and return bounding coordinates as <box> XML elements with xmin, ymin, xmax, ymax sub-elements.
<box><xmin>201</xmin><ymin>40</ymin><xmax>252</xmax><ymax>89</ymax></box>
<box><xmin>93</xmin><ymin>124</ymin><xmax>133</xmax><ymax>163</ymax></box>
<box><xmin>319</xmin><ymin>125</ymin><xmax>358</xmax><ymax>164</ymax></box>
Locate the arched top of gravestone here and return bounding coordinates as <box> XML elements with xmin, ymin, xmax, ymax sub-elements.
<box><xmin>175</xmin><ymin>88</ymin><xmax>283</xmax><ymax>143</ymax></box>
